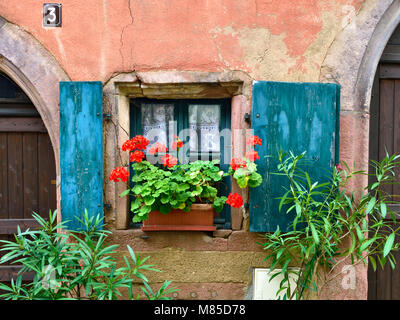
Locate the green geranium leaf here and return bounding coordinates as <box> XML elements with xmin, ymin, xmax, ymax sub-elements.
<box><xmin>248</xmin><ymin>172</ymin><xmax>262</xmax><ymax>188</ymax></box>
<box><xmin>132</xmin><ymin>185</ymin><xmax>142</xmax><ymax>194</ymax></box>
<box><xmin>191</xmin><ymin>186</ymin><xmax>203</xmax><ymax>196</ymax></box>
<box><xmin>138</xmin><ymin>205</ymin><xmax>152</xmax><ymax>216</ymax></box>
<box><xmin>131</xmin><ymin>198</ymin><xmax>142</xmax><ymax>211</ymax></box>
<box><xmin>236</xmin><ymin>176</ymin><xmax>249</xmax><ymax>188</ymax></box>
<box><xmin>212</xmin><ymin>196</ymin><xmax>227</xmax><ymax>213</ymax></box>
<box><xmin>144</xmin><ymin>196</ymin><xmax>155</xmax><ymax>206</ymax></box>
<box><xmin>177</xmin><ymin>183</ymin><xmax>190</xmax><ymax>192</ymax></box>
<box><xmin>161</xmin><ymin>194</ymin><xmax>171</xmax><ymax>204</ymax></box>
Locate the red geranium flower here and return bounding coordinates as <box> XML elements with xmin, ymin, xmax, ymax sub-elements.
<box><xmin>246</xmin><ymin>135</ymin><xmax>262</xmax><ymax>146</ymax></box>
<box><xmin>121</xmin><ymin>139</ymin><xmax>136</xmax><ymax>152</ymax></box>
<box><xmin>226</xmin><ymin>193</ymin><xmax>244</xmax><ymax>208</ymax></box>
<box><xmin>245</xmin><ymin>150</ymin><xmax>259</xmax><ymax>162</ymax></box>
<box><xmin>148</xmin><ymin>142</ymin><xmax>168</xmax><ymax>155</ymax></box>
<box><xmin>109</xmin><ymin>166</ymin><xmax>129</xmax><ymax>183</ymax></box>
<box><xmin>132</xmin><ymin>135</ymin><xmax>149</xmax><ymax>150</ymax></box>
<box><xmin>230</xmin><ymin>158</ymin><xmax>247</xmax><ymax>171</ymax></box>
<box><xmin>130</xmin><ymin>150</ymin><xmax>145</xmax><ymax>163</ymax></box>
<box><xmin>161</xmin><ymin>154</ymin><xmax>178</xmax><ymax>168</ymax></box>
<box><xmin>172</xmin><ymin>140</ymin><xmax>183</xmax><ymax>150</ymax></box>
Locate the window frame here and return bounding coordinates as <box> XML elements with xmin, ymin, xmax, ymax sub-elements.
<box><xmin>129</xmin><ymin>97</ymin><xmax>232</xmax><ymax>229</ymax></box>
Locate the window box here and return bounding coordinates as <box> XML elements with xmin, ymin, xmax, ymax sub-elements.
<box><xmin>141</xmin><ymin>204</ymin><xmax>216</xmax><ymax>231</ymax></box>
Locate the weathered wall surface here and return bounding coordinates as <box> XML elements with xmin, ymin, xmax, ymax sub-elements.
<box><xmin>0</xmin><ymin>0</ymin><xmax>391</xmax><ymax>300</ymax></box>
<box><xmin>0</xmin><ymin>0</ymin><xmax>364</xmax><ymax>82</ymax></box>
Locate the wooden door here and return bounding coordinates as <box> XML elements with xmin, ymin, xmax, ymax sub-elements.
<box><xmin>0</xmin><ymin>103</ymin><xmax>56</xmax><ymax>283</ymax></box>
<box><xmin>368</xmin><ymin>63</ymin><xmax>400</xmax><ymax>299</ymax></box>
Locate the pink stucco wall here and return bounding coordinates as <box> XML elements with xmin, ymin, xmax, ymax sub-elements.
<box><xmin>0</xmin><ymin>0</ymin><xmax>364</xmax><ymax>82</ymax></box>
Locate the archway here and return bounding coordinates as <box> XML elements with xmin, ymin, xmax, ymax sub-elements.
<box><xmin>319</xmin><ymin>1</ymin><xmax>400</xmax><ymax>300</ymax></box>
<box><xmin>0</xmin><ymin>17</ymin><xmax>69</xmax><ymax>284</ymax></box>
<box><xmin>0</xmin><ymin>16</ymin><xmax>70</xmax><ymax>217</ymax></box>
<box><xmin>0</xmin><ymin>72</ymin><xmax>57</xmax><ymax>282</ymax></box>
<box><xmin>367</xmin><ymin>21</ymin><xmax>400</xmax><ymax>300</ymax></box>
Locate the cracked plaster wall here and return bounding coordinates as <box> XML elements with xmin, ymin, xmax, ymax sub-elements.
<box><xmin>0</xmin><ymin>0</ymin><xmax>366</xmax><ymax>83</ymax></box>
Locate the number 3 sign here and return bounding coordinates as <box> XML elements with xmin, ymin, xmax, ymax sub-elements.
<box><xmin>43</xmin><ymin>3</ymin><xmax>62</xmax><ymax>27</ymax></box>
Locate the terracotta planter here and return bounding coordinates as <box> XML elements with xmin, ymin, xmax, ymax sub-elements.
<box><xmin>141</xmin><ymin>204</ymin><xmax>216</xmax><ymax>231</ymax></box>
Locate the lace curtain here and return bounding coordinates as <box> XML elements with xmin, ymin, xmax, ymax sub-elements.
<box><xmin>188</xmin><ymin>104</ymin><xmax>220</xmax><ymax>153</ymax></box>
<box><xmin>140</xmin><ymin>102</ymin><xmax>221</xmax><ymax>155</ymax></box>
<box><xmin>141</xmin><ymin>103</ymin><xmax>174</xmax><ymax>149</ymax></box>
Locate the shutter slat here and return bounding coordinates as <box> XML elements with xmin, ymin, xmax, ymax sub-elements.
<box><xmin>60</xmin><ymin>82</ymin><xmax>103</xmax><ymax>231</ymax></box>
<box><xmin>249</xmin><ymin>81</ymin><xmax>340</xmax><ymax>232</ymax></box>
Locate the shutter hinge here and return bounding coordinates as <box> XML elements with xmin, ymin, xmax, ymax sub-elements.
<box><xmin>103</xmin><ymin>113</ymin><xmax>112</xmax><ymax>120</ymax></box>
<box><xmin>244</xmin><ymin>113</ymin><xmax>251</xmax><ymax>124</ymax></box>
<box><xmin>104</xmin><ymin>203</ymin><xmax>112</xmax><ymax>210</ymax></box>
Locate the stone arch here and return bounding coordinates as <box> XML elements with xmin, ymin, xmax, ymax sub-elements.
<box><xmin>317</xmin><ymin>0</ymin><xmax>400</xmax><ymax>300</ymax></box>
<box><xmin>321</xmin><ymin>0</ymin><xmax>400</xmax><ymax>112</ymax></box>
<box><xmin>0</xmin><ymin>16</ymin><xmax>70</xmax><ymax>211</ymax></box>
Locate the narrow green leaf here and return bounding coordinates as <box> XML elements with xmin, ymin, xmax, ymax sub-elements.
<box><xmin>384</xmin><ymin>233</ymin><xmax>395</xmax><ymax>257</ymax></box>
<box><xmin>380</xmin><ymin>202</ymin><xmax>387</xmax><ymax>218</ymax></box>
<box><xmin>366</xmin><ymin>197</ymin><xmax>376</xmax><ymax>215</ymax></box>
<box><xmin>369</xmin><ymin>256</ymin><xmax>377</xmax><ymax>272</ymax></box>
<box><xmin>310</xmin><ymin>223</ymin><xmax>319</xmax><ymax>245</ymax></box>
<box><xmin>359</xmin><ymin>238</ymin><xmax>375</xmax><ymax>253</ymax></box>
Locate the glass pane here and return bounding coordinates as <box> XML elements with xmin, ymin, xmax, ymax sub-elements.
<box><xmin>141</xmin><ymin>103</ymin><xmax>174</xmax><ymax>150</ymax></box>
<box><xmin>188</xmin><ymin>104</ymin><xmax>221</xmax><ymax>158</ymax></box>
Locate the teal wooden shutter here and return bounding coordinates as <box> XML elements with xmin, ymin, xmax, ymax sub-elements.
<box><xmin>60</xmin><ymin>82</ymin><xmax>103</xmax><ymax>230</ymax></box>
<box><xmin>249</xmin><ymin>81</ymin><xmax>340</xmax><ymax>232</ymax></box>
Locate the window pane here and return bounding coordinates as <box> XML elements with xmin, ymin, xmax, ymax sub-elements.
<box><xmin>188</xmin><ymin>104</ymin><xmax>221</xmax><ymax>157</ymax></box>
<box><xmin>141</xmin><ymin>103</ymin><xmax>174</xmax><ymax>149</ymax></box>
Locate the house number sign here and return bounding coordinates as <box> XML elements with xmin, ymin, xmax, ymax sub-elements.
<box><xmin>43</xmin><ymin>3</ymin><xmax>62</xmax><ymax>27</ymax></box>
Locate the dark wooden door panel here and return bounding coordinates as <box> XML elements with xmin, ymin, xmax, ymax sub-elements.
<box><xmin>369</xmin><ymin>64</ymin><xmax>400</xmax><ymax>300</ymax></box>
<box><xmin>0</xmin><ymin>112</ymin><xmax>56</xmax><ymax>288</ymax></box>
<box><xmin>23</xmin><ymin>133</ymin><xmax>39</xmax><ymax>219</ymax></box>
<box><xmin>0</xmin><ymin>132</ymin><xmax>56</xmax><ymax>220</ymax></box>
<box><xmin>0</xmin><ymin>133</ymin><xmax>7</xmax><ymax>220</ymax></box>
<box><xmin>7</xmin><ymin>133</ymin><xmax>23</xmax><ymax>219</ymax></box>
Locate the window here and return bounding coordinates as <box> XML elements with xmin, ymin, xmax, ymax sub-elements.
<box><xmin>129</xmin><ymin>98</ymin><xmax>232</xmax><ymax>229</ymax></box>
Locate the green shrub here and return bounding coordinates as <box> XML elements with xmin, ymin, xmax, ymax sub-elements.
<box><xmin>261</xmin><ymin>151</ymin><xmax>400</xmax><ymax>300</ymax></box>
<box><xmin>0</xmin><ymin>210</ymin><xmax>178</xmax><ymax>300</ymax></box>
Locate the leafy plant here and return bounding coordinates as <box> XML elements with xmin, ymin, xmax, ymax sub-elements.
<box><xmin>110</xmin><ymin>135</ymin><xmax>263</xmax><ymax>223</ymax></box>
<box><xmin>0</xmin><ymin>210</ymin><xmax>178</xmax><ymax>300</ymax></box>
<box><xmin>260</xmin><ymin>151</ymin><xmax>400</xmax><ymax>300</ymax></box>
<box><xmin>128</xmin><ymin>159</ymin><xmax>230</xmax><ymax>222</ymax></box>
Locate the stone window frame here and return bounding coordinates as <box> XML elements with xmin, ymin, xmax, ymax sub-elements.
<box><xmin>103</xmin><ymin>71</ymin><xmax>253</xmax><ymax>231</ymax></box>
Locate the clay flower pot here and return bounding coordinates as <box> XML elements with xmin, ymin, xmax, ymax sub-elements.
<box><xmin>141</xmin><ymin>203</ymin><xmax>216</xmax><ymax>231</ymax></box>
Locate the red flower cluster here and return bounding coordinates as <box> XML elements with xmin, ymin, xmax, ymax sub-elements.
<box><xmin>133</xmin><ymin>135</ymin><xmax>149</xmax><ymax>150</ymax></box>
<box><xmin>148</xmin><ymin>142</ymin><xmax>168</xmax><ymax>155</ymax></box>
<box><xmin>121</xmin><ymin>139</ymin><xmax>136</xmax><ymax>152</ymax></box>
<box><xmin>226</xmin><ymin>193</ymin><xmax>243</xmax><ymax>208</ymax></box>
<box><xmin>245</xmin><ymin>151</ymin><xmax>259</xmax><ymax>162</ymax></box>
<box><xmin>130</xmin><ymin>150</ymin><xmax>145</xmax><ymax>163</ymax></box>
<box><xmin>246</xmin><ymin>135</ymin><xmax>262</xmax><ymax>146</ymax></box>
<box><xmin>109</xmin><ymin>166</ymin><xmax>129</xmax><ymax>183</ymax></box>
<box><xmin>230</xmin><ymin>158</ymin><xmax>247</xmax><ymax>171</ymax></box>
<box><xmin>122</xmin><ymin>135</ymin><xmax>149</xmax><ymax>152</ymax></box>
<box><xmin>161</xmin><ymin>154</ymin><xmax>178</xmax><ymax>168</ymax></box>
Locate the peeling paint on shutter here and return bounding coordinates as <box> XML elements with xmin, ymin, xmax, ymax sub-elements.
<box><xmin>249</xmin><ymin>81</ymin><xmax>340</xmax><ymax>232</ymax></box>
<box><xmin>60</xmin><ymin>81</ymin><xmax>103</xmax><ymax>230</ymax></box>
